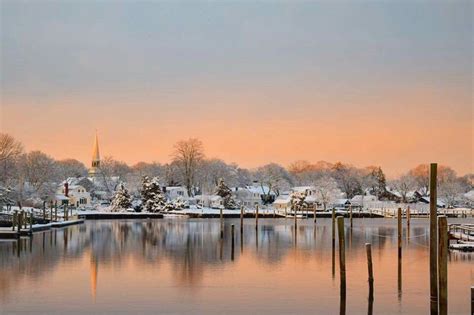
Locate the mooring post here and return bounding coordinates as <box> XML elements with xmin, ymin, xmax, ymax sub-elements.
<box><xmin>430</xmin><ymin>163</ymin><xmax>438</xmax><ymax>315</ymax></box>
<box><xmin>337</xmin><ymin>216</ymin><xmax>346</xmax><ymax>293</ymax></box>
<box><xmin>438</xmin><ymin>216</ymin><xmax>448</xmax><ymax>315</ymax></box>
<box><xmin>22</xmin><ymin>210</ymin><xmax>27</xmax><ymax>229</ymax></box>
<box><xmin>366</xmin><ymin>243</ymin><xmax>374</xmax><ymax>287</ymax></box>
<box><xmin>313</xmin><ymin>203</ymin><xmax>317</xmax><ymax>224</ymax></box>
<box><xmin>29</xmin><ymin>211</ymin><xmax>33</xmax><ymax>231</ymax></box>
<box><xmin>294</xmin><ymin>205</ymin><xmax>297</xmax><ymax>228</ymax></box>
<box><xmin>398</xmin><ymin>207</ymin><xmax>402</xmax><ymax>259</ymax></box>
<box><xmin>65</xmin><ymin>204</ymin><xmax>68</xmax><ymax>221</ymax></box>
<box><xmin>332</xmin><ymin>207</ymin><xmax>336</xmax><ymax>249</ymax></box>
<box><xmin>255</xmin><ymin>204</ymin><xmax>259</xmax><ymax>230</ymax></box>
<box><xmin>50</xmin><ymin>201</ymin><xmax>53</xmax><ymax>222</ymax></box>
<box><xmin>220</xmin><ymin>207</ymin><xmax>224</xmax><ymax>239</ymax></box>
<box><xmin>471</xmin><ymin>286</ymin><xmax>473</xmax><ymax>315</ymax></box>
<box><xmin>349</xmin><ymin>205</ymin><xmax>353</xmax><ymax>228</ymax></box>
<box><xmin>17</xmin><ymin>211</ymin><xmax>22</xmax><ymax>232</ymax></box>
<box><xmin>240</xmin><ymin>205</ymin><xmax>244</xmax><ymax>234</ymax></box>
<box><xmin>54</xmin><ymin>201</ymin><xmax>58</xmax><ymax>222</ymax></box>
<box><xmin>12</xmin><ymin>211</ymin><xmax>17</xmax><ymax>231</ymax></box>
<box><xmin>407</xmin><ymin>206</ymin><xmax>411</xmax><ymax>239</ymax></box>
<box><xmin>231</xmin><ymin>224</ymin><xmax>235</xmax><ymax>261</ymax></box>
<box><xmin>43</xmin><ymin>201</ymin><xmax>46</xmax><ymax>220</ymax></box>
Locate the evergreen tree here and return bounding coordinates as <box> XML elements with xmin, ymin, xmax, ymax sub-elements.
<box><xmin>140</xmin><ymin>176</ymin><xmax>166</xmax><ymax>212</ymax></box>
<box><xmin>111</xmin><ymin>183</ymin><xmax>132</xmax><ymax>212</ymax></box>
<box><xmin>215</xmin><ymin>178</ymin><xmax>237</xmax><ymax>209</ymax></box>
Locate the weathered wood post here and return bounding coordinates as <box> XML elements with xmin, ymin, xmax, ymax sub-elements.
<box><xmin>366</xmin><ymin>243</ymin><xmax>374</xmax><ymax>286</ymax></box>
<box><xmin>50</xmin><ymin>201</ymin><xmax>53</xmax><ymax>222</ymax></box>
<box><xmin>29</xmin><ymin>211</ymin><xmax>33</xmax><ymax>231</ymax></box>
<box><xmin>255</xmin><ymin>204</ymin><xmax>259</xmax><ymax>230</ymax></box>
<box><xmin>54</xmin><ymin>201</ymin><xmax>58</xmax><ymax>222</ymax></box>
<box><xmin>22</xmin><ymin>210</ymin><xmax>27</xmax><ymax>229</ymax></box>
<box><xmin>332</xmin><ymin>207</ymin><xmax>336</xmax><ymax>249</ymax></box>
<box><xmin>337</xmin><ymin>216</ymin><xmax>346</xmax><ymax>293</ymax></box>
<box><xmin>65</xmin><ymin>204</ymin><xmax>68</xmax><ymax>221</ymax></box>
<box><xmin>349</xmin><ymin>205</ymin><xmax>353</xmax><ymax>228</ymax></box>
<box><xmin>438</xmin><ymin>216</ymin><xmax>448</xmax><ymax>315</ymax></box>
<box><xmin>407</xmin><ymin>206</ymin><xmax>411</xmax><ymax>239</ymax></box>
<box><xmin>366</xmin><ymin>243</ymin><xmax>374</xmax><ymax>315</ymax></box>
<box><xmin>430</xmin><ymin>163</ymin><xmax>438</xmax><ymax>315</ymax></box>
<box><xmin>231</xmin><ymin>224</ymin><xmax>235</xmax><ymax>261</ymax></box>
<box><xmin>313</xmin><ymin>203</ymin><xmax>317</xmax><ymax>224</ymax></box>
<box><xmin>294</xmin><ymin>205</ymin><xmax>297</xmax><ymax>228</ymax></box>
<box><xmin>471</xmin><ymin>286</ymin><xmax>473</xmax><ymax>315</ymax></box>
<box><xmin>43</xmin><ymin>201</ymin><xmax>46</xmax><ymax>220</ymax></box>
<box><xmin>398</xmin><ymin>207</ymin><xmax>402</xmax><ymax>259</ymax></box>
<box><xmin>220</xmin><ymin>207</ymin><xmax>224</xmax><ymax>239</ymax></box>
<box><xmin>12</xmin><ymin>211</ymin><xmax>17</xmax><ymax>231</ymax></box>
<box><xmin>17</xmin><ymin>211</ymin><xmax>22</xmax><ymax>232</ymax></box>
<box><xmin>240</xmin><ymin>205</ymin><xmax>244</xmax><ymax>234</ymax></box>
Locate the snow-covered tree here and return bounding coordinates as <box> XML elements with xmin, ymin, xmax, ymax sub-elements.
<box><xmin>0</xmin><ymin>185</ymin><xmax>14</xmax><ymax>211</ymax></box>
<box><xmin>314</xmin><ymin>176</ymin><xmax>340</xmax><ymax>212</ymax></box>
<box><xmin>140</xmin><ymin>176</ymin><xmax>166</xmax><ymax>212</ymax></box>
<box><xmin>215</xmin><ymin>178</ymin><xmax>237</xmax><ymax>209</ymax></box>
<box><xmin>254</xmin><ymin>163</ymin><xmax>293</xmax><ymax>200</ymax></box>
<box><xmin>290</xmin><ymin>191</ymin><xmax>307</xmax><ymax>213</ymax></box>
<box><xmin>111</xmin><ymin>183</ymin><xmax>132</xmax><ymax>212</ymax></box>
<box><xmin>390</xmin><ymin>174</ymin><xmax>416</xmax><ymax>203</ymax></box>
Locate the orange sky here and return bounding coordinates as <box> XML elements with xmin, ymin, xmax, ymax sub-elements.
<box><xmin>1</xmin><ymin>1</ymin><xmax>472</xmax><ymax>177</ymax></box>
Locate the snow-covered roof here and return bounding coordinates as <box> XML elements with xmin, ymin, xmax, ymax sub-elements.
<box><xmin>166</xmin><ymin>186</ymin><xmax>185</xmax><ymax>190</ymax></box>
<box><xmin>305</xmin><ymin>195</ymin><xmax>317</xmax><ymax>203</ymax></box>
<box><xmin>292</xmin><ymin>186</ymin><xmax>315</xmax><ymax>193</ymax></box>
<box><xmin>273</xmin><ymin>196</ymin><xmax>291</xmax><ymax>204</ymax></box>
<box><xmin>351</xmin><ymin>194</ymin><xmax>377</xmax><ymax>201</ymax></box>
<box><xmin>334</xmin><ymin>199</ymin><xmax>351</xmax><ymax>205</ymax></box>
<box><xmin>210</xmin><ymin>195</ymin><xmax>222</xmax><ymax>201</ymax></box>
<box><xmin>245</xmin><ymin>185</ymin><xmax>275</xmax><ymax>196</ymax></box>
<box><xmin>55</xmin><ymin>195</ymin><xmax>69</xmax><ymax>201</ymax></box>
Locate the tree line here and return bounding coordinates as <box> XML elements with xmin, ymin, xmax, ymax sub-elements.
<box><xmin>1</xmin><ymin>133</ymin><xmax>472</xmax><ymax>208</ymax></box>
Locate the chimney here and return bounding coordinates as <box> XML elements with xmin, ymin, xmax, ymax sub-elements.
<box><xmin>64</xmin><ymin>182</ymin><xmax>69</xmax><ymax>197</ymax></box>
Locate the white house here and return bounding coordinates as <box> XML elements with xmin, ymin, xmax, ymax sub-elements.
<box><xmin>273</xmin><ymin>195</ymin><xmax>291</xmax><ymax>213</ymax></box>
<box><xmin>164</xmin><ymin>186</ymin><xmax>189</xmax><ymax>201</ymax></box>
<box><xmin>56</xmin><ymin>183</ymin><xmax>91</xmax><ymax>207</ymax></box>
<box><xmin>291</xmin><ymin>186</ymin><xmax>318</xmax><ymax>206</ymax></box>
<box><xmin>233</xmin><ymin>183</ymin><xmax>276</xmax><ymax>207</ymax></box>
<box><xmin>351</xmin><ymin>194</ymin><xmax>377</xmax><ymax>207</ymax></box>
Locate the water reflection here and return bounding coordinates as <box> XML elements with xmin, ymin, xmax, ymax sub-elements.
<box><xmin>0</xmin><ymin>219</ymin><xmax>472</xmax><ymax>314</ymax></box>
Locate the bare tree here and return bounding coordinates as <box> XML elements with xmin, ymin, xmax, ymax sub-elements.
<box><xmin>254</xmin><ymin>163</ymin><xmax>293</xmax><ymax>198</ymax></box>
<box><xmin>172</xmin><ymin>138</ymin><xmax>205</xmax><ymax>196</ymax></box>
<box><xmin>0</xmin><ymin>133</ymin><xmax>23</xmax><ymax>184</ymax></box>
<box><xmin>18</xmin><ymin>151</ymin><xmax>58</xmax><ymax>202</ymax></box>
<box><xmin>56</xmin><ymin>159</ymin><xmax>88</xmax><ymax>180</ymax></box>
<box><xmin>197</xmin><ymin>159</ymin><xmax>237</xmax><ymax>194</ymax></box>
<box><xmin>390</xmin><ymin>174</ymin><xmax>416</xmax><ymax>203</ymax></box>
<box><xmin>314</xmin><ymin>175</ymin><xmax>340</xmax><ymax>211</ymax></box>
<box><xmin>331</xmin><ymin>162</ymin><xmax>363</xmax><ymax>199</ymax></box>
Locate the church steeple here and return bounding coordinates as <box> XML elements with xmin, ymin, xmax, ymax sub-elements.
<box><xmin>89</xmin><ymin>130</ymin><xmax>100</xmax><ymax>176</ymax></box>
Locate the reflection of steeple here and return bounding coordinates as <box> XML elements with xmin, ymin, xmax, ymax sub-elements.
<box><xmin>90</xmin><ymin>255</ymin><xmax>98</xmax><ymax>301</ymax></box>
<box><xmin>89</xmin><ymin>130</ymin><xmax>101</xmax><ymax>177</ymax></box>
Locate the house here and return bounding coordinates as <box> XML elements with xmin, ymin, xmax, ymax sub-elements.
<box><xmin>351</xmin><ymin>194</ymin><xmax>377</xmax><ymax>207</ymax></box>
<box><xmin>164</xmin><ymin>186</ymin><xmax>189</xmax><ymax>201</ymax></box>
<box><xmin>194</xmin><ymin>194</ymin><xmax>222</xmax><ymax>208</ymax></box>
<box><xmin>291</xmin><ymin>186</ymin><xmax>318</xmax><ymax>206</ymax></box>
<box><xmin>332</xmin><ymin>199</ymin><xmax>351</xmax><ymax>210</ymax></box>
<box><xmin>210</xmin><ymin>195</ymin><xmax>223</xmax><ymax>208</ymax></box>
<box><xmin>56</xmin><ymin>183</ymin><xmax>91</xmax><ymax>207</ymax></box>
<box><xmin>273</xmin><ymin>195</ymin><xmax>291</xmax><ymax>212</ymax></box>
<box><xmin>418</xmin><ymin>196</ymin><xmax>446</xmax><ymax>208</ymax></box>
<box><xmin>233</xmin><ymin>183</ymin><xmax>276</xmax><ymax>207</ymax></box>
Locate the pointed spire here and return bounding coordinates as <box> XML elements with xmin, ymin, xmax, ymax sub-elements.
<box><xmin>92</xmin><ymin>130</ymin><xmax>100</xmax><ymax>163</ymax></box>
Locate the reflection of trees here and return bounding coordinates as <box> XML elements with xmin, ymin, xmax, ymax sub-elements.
<box><xmin>0</xmin><ymin>219</ymin><xmax>440</xmax><ymax>300</ymax></box>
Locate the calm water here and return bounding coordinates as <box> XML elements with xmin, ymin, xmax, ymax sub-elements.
<box><xmin>0</xmin><ymin>218</ymin><xmax>472</xmax><ymax>314</ymax></box>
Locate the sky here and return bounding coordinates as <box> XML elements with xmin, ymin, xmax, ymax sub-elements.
<box><xmin>0</xmin><ymin>1</ymin><xmax>472</xmax><ymax>177</ymax></box>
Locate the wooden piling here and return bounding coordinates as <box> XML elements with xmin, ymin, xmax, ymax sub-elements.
<box><xmin>407</xmin><ymin>206</ymin><xmax>411</xmax><ymax>239</ymax></box>
<box><xmin>220</xmin><ymin>207</ymin><xmax>224</xmax><ymax>239</ymax></box>
<box><xmin>366</xmin><ymin>243</ymin><xmax>374</xmax><ymax>285</ymax></box>
<box><xmin>471</xmin><ymin>286</ymin><xmax>473</xmax><ymax>315</ymax></box>
<box><xmin>294</xmin><ymin>205</ymin><xmax>297</xmax><ymax>228</ymax></box>
<box><xmin>332</xmin><ymin>207</ymin><xmax>336</xmax><ymax>249</ymax></box>
<box><xmin>438</xmin><ymin>216</ymin><xmax>448</xmax><ymax>315</ymax></box>
<box><xmin>29</xmin><ymin>211</ymin><xmax>33</xmax><ymax>231</ymax></box>
<box><xmin>43</xmin><ymin>201</ymin><xmax>46</xmax><ymax>220</ymax></box>
<box><xmin>240</xmin><ymin>205</ymin><xmax>244</xmax><ymax>234</ymax></box>
<box><xmin>65</xmin><ymin>204</ymin><xmax>68</xmax><ymax>221</ymax></box>
<box><xmin>430</xmin><ymin>163</ymin><xmax>438</xmax><ymax>315</ymax></box>
<box><xmin>54</xmin><ymin>202</ymin><xmax>58</xmax><ymax>222</ymax></box>
<box><xmin>255</xmin><ymin>204</ymin><xmax>259</xmax><ymax>229</ymax></box>
<box><xmin>313</xmin><ymin>203</ymin><xmax>317</xmax><ymax>224</ymax></box>
<box><xmin>17</xmin><ymin>211</ymin><xmax>22</xmax><ymax>232</ymax></box>
<box><xmin>12</xmin><ymin>211</ymin><xmax>17</xmax><ymax>231</ymax></box>
<box><xmin>50</xmin><ymin>202</ymin><xmax>53</xmax><ymax>222</ymax></box>
<box><xmin>337</xmin><ymin>216</ymin><xmax>346</xmax><ymax>292</ymax></box>
<box><xmin>231</xmin><ymin>224</ymin><xmax>235</xmax><ymax>261</ymax></box>
<box><xmin>398</xmin><ymin>207</ymin><xmax>402</xmax><ymax>259</ymax></box>
<box><xmin>349</xmin><ymin>205</ymin><xmax>353</xmax><ymax>228</ymax></box>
